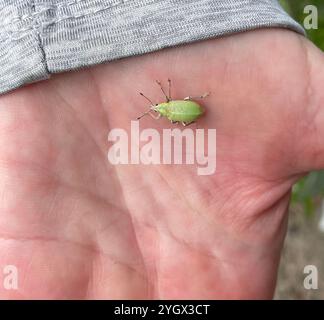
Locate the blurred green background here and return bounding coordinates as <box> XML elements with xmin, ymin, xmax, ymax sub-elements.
<box><xmin>280</xmin><ymin>0</ymin><xmax>324</xmax><ymax>215</ymax></box>
<box><xmin>281</xmin><ymin>0</ymin><xmax>324</xmax><ymax>50</ymax></box>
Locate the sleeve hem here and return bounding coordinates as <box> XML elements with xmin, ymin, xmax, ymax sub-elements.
<box><xmin>0</xmin><ymin>0</ymin><xmax>305</xmax><ymax>95</ymax></box>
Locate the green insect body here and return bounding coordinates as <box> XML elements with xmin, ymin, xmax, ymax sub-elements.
<box><xmin>137</xmin><ymin>79</ymin><xmax>209</xmax><ymax>126</ymax></box>
<box><xmin>156</xmin><ymin>100</ymin><xmax>204</xmax><ymax>123</ymax></box>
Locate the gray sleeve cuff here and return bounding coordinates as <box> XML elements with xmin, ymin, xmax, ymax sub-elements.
<box><xmin>0</xmin><ymin>0</ymin><xmax>305</xmax><ymax>95</ymax></box>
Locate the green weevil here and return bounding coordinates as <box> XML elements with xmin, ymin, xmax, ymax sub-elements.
<box><xmin>137</xmin><ymin>79</ymin><xmax>210</xmax><ymax>126</ymax></box>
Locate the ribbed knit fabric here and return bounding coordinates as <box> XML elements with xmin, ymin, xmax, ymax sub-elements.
<box><xmin>0</xmin><ymin>0</ymin><xmax>305</xmax><ymax>95</ymax></box>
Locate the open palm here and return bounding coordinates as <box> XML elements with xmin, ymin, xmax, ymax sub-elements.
<box><xmin>0</xmin><ymin>29</ymin><xmax>324</xmax><ymax>299</ymax></box>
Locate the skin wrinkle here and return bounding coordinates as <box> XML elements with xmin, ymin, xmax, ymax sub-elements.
<box><xmin>154</xmin><ymin>229</ymin><xmax>161</xmax><ymax>300</ymax></box>
<box><xmin>45</xmin><ymin>180</ymin><xmax>61</xmax><ymax>222</ymax></box>
<box><xmin>111</xmin><ymin>165</ymin><xmax>154</xmax><ymax>297</ymax></box>
<box><xmin>0</xmin><ymin>238</ymin><xmax>142</xmax><ymax>299</ymax></box>
<box><xmin>17</xmin><ymin>248</ymin><xmax>34</xmax><ymax>294</ymax></box>
<box><xmin>221</xmin><ymin>154</ymin><xmax>305</xmax><ymax>184</ymax></box>
<box><xmin>129</xmin><ymin>174</ymin><xmax>279</xmax><ymax>266</ymax></box>
<box><xmin>130</xmin><ymin>144</ymin><xmax>291</xmax><ymax>260</ymax></box>
<box><xmin>160</xmin><ymin>169</ymin><xmax>281</xmax><ymax>236</ymax></box>
<box><xmin>52</xmin><ymin>184</ymin><xmax>140</xmax><ymax>266</ymax></box>
<box><xmin>0</xmin><ymin>134</ymin><xmax>52</xmax><ymax>200</ymax></box>
<box><xmin>48</xmin><ymin>78</ymin><xmax>123</xmax><ymax>205</ymax></box>
<box><xmin>84</xmin><ymin>250</ymin><xmax>95</xmax><ymax>299</ymax></box>
<box><xmin>106</xmin><ymin>202</ymin><xmax>152</xmax><ymax>298</ymax></box>
<box><xmin>224</xmin><ymin>185</ymin><xmax>291</xmax><ymax>238</ymax></box>
<box><xmin>142</xmin><ymin>214</ymin><xmax>279</xmax><ymax>300</ymax></box>
<box><xmin>127</xmin><ymin>217</ymin><xmax>160</xmax><ymax>298</ymax></box>
<box><xmin>0</xmin><ymin>153</ymin><xmax>146</xmax><ymax>277</ymax></box>
<box><xmin>85</xmin><ymin>68</ymin><xmax>152</xmax><ymax>297</ymax></box>
<box><xmin>130</xmin><ymin>214</ymin><xmax>234</xmax><ymax>298</ymax></box>
<box><xmin>170</xmin><ymin>172</ymin><xmax>292</xmax><ymax>254</ymax></box>
<box><xmin>237</xmin><ymin>189</ymin><xmax>291</xmax><ymax>242</ymax></box>
<box><xmin>0</xmin><ymin>159</ymin><xmax>130</xmax><ymax>230</ymax></box>
<box><xmin>0</xmin><ymin>233</ymin><xmax>146</xmax><ymax>281</ymax></box>
<box><xmin>198</xmin><ymin>177</ymin><xmax>267</xmax><ymax>214</ymax></box>
<box><xmin>20</xmin><ymin>245</ymin><xmax>37</xmax><ymax>298</ymax></box>
<box><xmin>0</xmin><ymin>153</ymin><xmax>59</xmax><ymax>182</ymax></box>
<box><xmin>112</xmin><ymin>156</ymin><xmax>197</xmax><ymax>298</ymax></box>
<box><xmin>51</xmin><ymin>81</ymin><xmax>108</xmax><ymax>160</ymax></box>
<box><xmin>268</xmin><ymin>192</ymin><xmax>291</xmax><ymax>249</ymax></box>
<box><xmin>135</xmin><ymin>150</ymin><xmax>210</xmax><ymax>223</ymax></box>
<box><xmin>216</xmin><ymin>125</ymin><xmax>303</xmax><ymax>180</ymax></box>
<box><xmin>158</xmin><ymin>221</ymin><xmax>228</xmax><ymax>265</ymax></box>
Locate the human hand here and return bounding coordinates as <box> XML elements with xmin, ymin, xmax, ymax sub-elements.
<box><xmin>0</xmin><ymin>29</ymin><xmax>323</xmax><ymax>299</ymax></box>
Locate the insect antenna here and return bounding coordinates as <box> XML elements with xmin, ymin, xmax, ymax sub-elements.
<box><xmin>139</xmin><ymin>92</ymin><xmax>155</xmax><ymax>105</ymax></box>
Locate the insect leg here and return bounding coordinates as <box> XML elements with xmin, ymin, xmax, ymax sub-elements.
<box><xmin>184</xmin><ymin>92</ymin><xmax>210</xmax><ymax>101</ymax></box>
<box><xmin>168</xmin><ymin>79</ymin><xmax>172</xmax><ymax>100</ymax></box>
<box><xmin>182</xmin><ymin>121</ymin><xmax>196</xmax><ymax>127</ymax></box>
<box><xmin>156</xmin><ymin>80</ymin><xmax>170</xmax><ymax>102</ymax></box>
<box><xmin>137</xmin><ymin>110</ymin><xmax>161</xmax><ymax>120</ymax></box>
<box><xmin>170</xmin><ymin>120</ymin><xmax>179</xmax><ymax>124</ymax></box>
